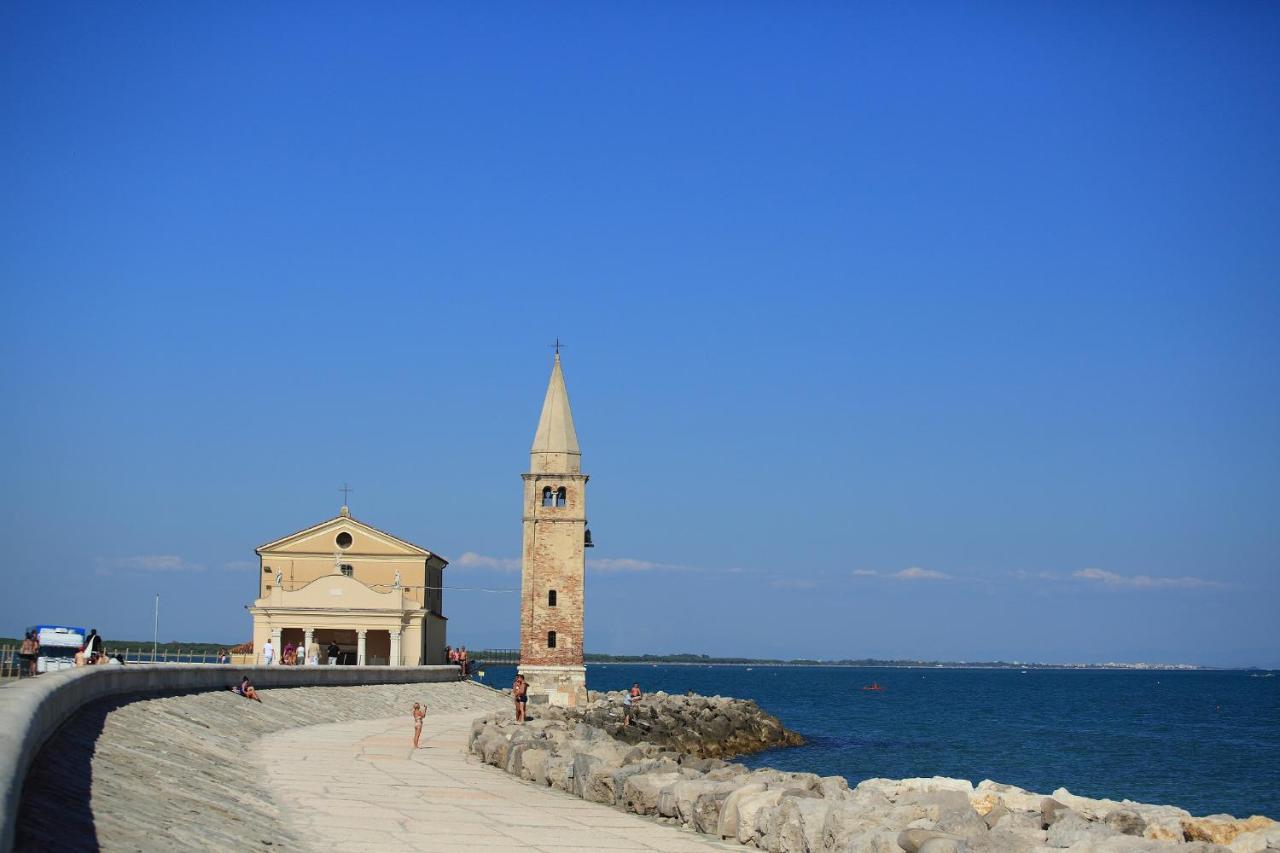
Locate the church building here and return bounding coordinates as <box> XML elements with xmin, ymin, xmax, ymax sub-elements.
<box><xmin>248</xmin><ymin>507</ymin><xmax>448</xmax><ymax>665</ymax></box>
<box><xmin>518</xmin><ymin>352</ymin><xmax>591</xmax><ymax>706</ymax></box>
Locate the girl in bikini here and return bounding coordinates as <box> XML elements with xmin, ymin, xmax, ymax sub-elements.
<box><xmin>412</xmin><ymin>702</ymin><xmax>427</xmax><ymax>748</ymax></box>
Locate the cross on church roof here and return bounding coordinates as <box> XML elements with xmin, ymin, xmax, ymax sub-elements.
<box><xmin>340</xmin><ymin>483</ymin><xmax>354</xmax><ymax>505</ymax></box>
<box><xmin>549</xmin><ymin>337</ymin><xmax>564</xmax><ymax>355</ymax></box>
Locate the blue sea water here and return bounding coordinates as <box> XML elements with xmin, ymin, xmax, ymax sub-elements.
<box><xmin>476</xmin><ymin>664</ymin><xmax>1280</xmax><ymax>819</ymax></box>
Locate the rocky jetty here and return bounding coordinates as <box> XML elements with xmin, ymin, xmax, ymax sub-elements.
<box><xmin>541</xmin><ymin>689</ymin><xmax>804</xmax><ymax>757</ymax></box>
<box><xmin>469</xmin><ymin>709</ymin><xmax>1278</xmax><ymax>853</ymax></box>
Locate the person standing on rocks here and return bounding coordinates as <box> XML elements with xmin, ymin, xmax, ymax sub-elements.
<box><xmin>411</xmin><ymin>702</ymin><xmax>427</xmax><ymax>748</ymax></box>
<box><xmin>513</xmin><ymin>674</ymin><xmax>528</xmax><ymax>723</ymax></box>
<box><xmin>623</xmin><ymin>682</ymin><xmax>642</xmax><ymax>726</ymax></box>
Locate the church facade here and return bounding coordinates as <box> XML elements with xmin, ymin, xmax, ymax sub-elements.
<box><xmin>518</xmin><ymin>352</ymin><xmax>590</xmax><ymax>706</ymax></box>
<box><xmin>247</xmin><ymin>507</ymin><xmax>448</xmax><ymax>665</ymax></box>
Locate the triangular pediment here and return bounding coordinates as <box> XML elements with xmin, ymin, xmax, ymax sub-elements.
<box><xmin>257</xmin><ymin>514</ymin><xmax>434</xmax><ymax>559</ymax></box>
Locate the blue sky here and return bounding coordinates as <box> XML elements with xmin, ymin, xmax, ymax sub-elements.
<box><xmin>2</xmin><ymin>3</ymin><xmax>1277</xmax><ymax>666</ymax></box>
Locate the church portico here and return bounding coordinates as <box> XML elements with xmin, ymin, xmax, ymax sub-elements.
<box><xmin>249</xmin><ymin>571</ymin><xmax>429</xmax><ymax>667</ymax></box>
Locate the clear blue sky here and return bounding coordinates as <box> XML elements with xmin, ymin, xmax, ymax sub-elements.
<box><xmin>2</xmin><ymin>3</ymin><xmax>1277</xmax><ymax>666</ymax></box>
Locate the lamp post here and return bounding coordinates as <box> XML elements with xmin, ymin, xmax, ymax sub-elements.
<box><xmin>153</xmin><ymin>593</ymin><xmax>159</xmax><ymax>662</ymax></box>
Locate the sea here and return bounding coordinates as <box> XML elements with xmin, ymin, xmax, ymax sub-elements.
<box><xmin>475</xmin><ymin>664</ymin><xmax>1280</xmax><ymax>820</ymax></box>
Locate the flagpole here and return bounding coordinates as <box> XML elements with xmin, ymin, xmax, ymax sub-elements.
<box><xmin>153</xmin><ymin>593</ymin><xmax>159</xmax><ymax>662</ymax></box>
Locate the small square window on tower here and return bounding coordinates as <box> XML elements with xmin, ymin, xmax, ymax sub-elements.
<box><xmin>548</xmin><ymin>590</ymin><xmax>557</xmax><ymax>607</ymax></box>
<box><xmin>547</xmin><ymin>630</ymin><xmax>557</xmax><ymax>649</ymax></box>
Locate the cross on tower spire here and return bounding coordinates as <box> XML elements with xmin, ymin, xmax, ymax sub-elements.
<box><xmin>339</xmin><ymin>483</ymin><xmax>353</xmax><ymax>506</ymax></box>
<box><xmin>548</xmin><ymin>337</ymin><xmax>564</xmax><ymax>356</ymax></box>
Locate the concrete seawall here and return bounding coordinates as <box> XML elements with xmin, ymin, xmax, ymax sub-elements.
<box><xmin>0</xmin><ymin>664</ymin><xmax>463</xmax><ymax>851</ymax></box>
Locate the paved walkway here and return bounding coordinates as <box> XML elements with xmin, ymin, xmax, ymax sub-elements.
<box><xmin>260</xmin><ymin>711</ymin><xmax>742</xmax><ymax>853</ymax></box>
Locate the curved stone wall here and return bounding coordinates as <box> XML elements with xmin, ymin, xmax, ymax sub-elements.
<box><xmin>0</xmin><ymin>664</ymin><xmax>461</xmax><ymax>851</ymax></box>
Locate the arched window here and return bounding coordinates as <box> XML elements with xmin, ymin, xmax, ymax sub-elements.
<box><xmin>547</xmin><ymin>630</ymin><xmax>557</xmax><ymax>649</ymax></box>
<box><xmin>548</xmin><ymin>589</ymin><xmax>557</xmax><ymax>607</ymax></box>
<box><xmin>555</xmin><ymin>487</ymin><xmax>567</xmax><ymax>508</ymax></box>
<box><xmin>541</xmin><ymin>486</ymin><xmax>554</xmax><ymax>507</ymax></box>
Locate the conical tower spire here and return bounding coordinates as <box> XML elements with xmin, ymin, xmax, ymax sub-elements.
<box><xmin>530</xmin><ymin>352</ymin><xmax>581</xmax><ymax>473</ymax></box>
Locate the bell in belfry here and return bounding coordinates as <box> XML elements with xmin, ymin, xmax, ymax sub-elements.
<box><xmin>584</xmin><ymin>527</ymin><xmax>594</xmax><ymax>548</ymax></box>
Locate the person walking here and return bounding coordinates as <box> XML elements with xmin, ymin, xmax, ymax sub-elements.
<box><xmin>411</xmin><ymin>702</ymin><xmax>427</xmax><ymax>748</ymax></box>
<box><xmin>326</xmin><ymin>640</ymin><xmax>340</xmax><ymax>666</ymax></box>
<box><xmin>261</xmin><ymin>637</ymin><xmax>275</xmax><ymax>666</ymax></box>
<box><xmin>305</xmin><ymin>638</ymin><xmax>320</xmax><ymax>666</ymax></box>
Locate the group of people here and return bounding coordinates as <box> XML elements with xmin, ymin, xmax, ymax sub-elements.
<box><xmin>259</xmin><ymin>638</ymin><xmax>344</xmax><ymax>666</ymax></box>
<box><xmin>505</xmin><ymin>677</ymin><xmax>643</xmax><ymax>725</ymax></box>
<box><xmin>74</xmin><ymin>628</ymin><xmax>123</xmax><ymax>667</ymax></box>
<box><xmin>445</xmin><ymin>645</ymin><xmax>470</xmax><ymax>674</ymax></box>
<box><xmin>18</xmin><ymin>631</ymin><xmax>40</xmax><ymax>676</ymax></box>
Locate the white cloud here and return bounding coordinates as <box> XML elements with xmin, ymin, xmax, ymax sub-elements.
<box><xmin>1072</xmin><ymin>568</ymin><xmax>1222</xmax><ymax>589</ymax></box>
<box><xmin>852</xmin><ymin>569</ymin><xmax>879</xmax><ymax>577</ymax></box>
<box><xmin>223</xmin><ymin>560</ymin><xmax>256</xmax><ymax>572</ymax></box>
<box><xmin>96</xmin><ymin>555</ymin><xmax>204</xmax><ymax>575</ymax></box>
<box><xmin>455</xmin><ymin>552</ymin><xmax>521</xmax><ymax>572</ymax></box>
<box><xmin>894</xmin><ymin>566</ymin><xmax>950</xmax><ymax>581</ymax></box>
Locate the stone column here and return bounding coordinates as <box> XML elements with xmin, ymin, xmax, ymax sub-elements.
<box><xmin>270</xmin><ymin>628</ymin><xmax>282</xmax><ymax>665</ymax></box>
<box><xmin>389</xmin><ymin>630</ymin><xmax>402</xmax><ymax>667</ymax></box>
<box><xmin>357</xmin><ymin>630</ymin><xmax>367</xmax><ymax>666</ymax></box>
<box><xmin>304</xmin><ymin>629</ymin><xmax>315</xmax><ymax>665</ymax></box>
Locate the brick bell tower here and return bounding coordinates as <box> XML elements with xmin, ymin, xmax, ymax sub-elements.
<box><xmin>518</xmin><ymin>350</ymin><xmax>589</xmax><ymax>707</ymax></box>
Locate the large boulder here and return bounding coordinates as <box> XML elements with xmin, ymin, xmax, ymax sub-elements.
<box><xmin>972</xmin><ymin>781</ymin><xmax>1044</xmax><ymax>816</ymax></box>
<box><xmin>623</xmin><ymin>771</ymin><xmax>684</xmax><ymax>815</ymax></box>
<box><xmin>758</xmin><ymin>795</ymin><xmax>835</xmax><ymax>853</ymax></box>
<box><xmin>1184</xmin><ymin>817</ymin><xmax>1277</xmax><ymax>846</ymax></box>
<box><xmin>1104</xmin><ymin>810</ymin><xmax>1147</xmax><ymax>837</ymax></box>
<box><xmin>717</xmin><ymin>782</ymin><xmax>769</xmax><ymax>839</ymax></box>
<box><xmin>1046</xmin><ymin>812</ymin><xmax>1119</xmax><ymax>848</ymax></box>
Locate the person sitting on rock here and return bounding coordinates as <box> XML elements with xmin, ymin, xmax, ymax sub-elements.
<box><xmin>623</xmin><ymin>682</ymin><xmax>642</xmax><ymax>726</ymax></box>
<box><xmin>230</xmin><ymin>676</ymin><xmax>261</xmax><ymax>702</ymax></box>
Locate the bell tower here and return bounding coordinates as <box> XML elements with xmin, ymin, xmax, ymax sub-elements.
<box><xmin>518</xmin><ymin>351</ymin><xmax>589</xmax><ymax>707</ymax></box>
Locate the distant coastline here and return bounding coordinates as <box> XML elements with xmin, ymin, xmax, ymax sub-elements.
<box><xmin>6</xmin><ymin>637</ymin><xmax>1270</xmax><ymax>670</ymax></box>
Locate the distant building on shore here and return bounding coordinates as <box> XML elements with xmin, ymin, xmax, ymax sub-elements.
<box><xmin>247</xmin><ymin>507</ymin><xmax>449</xmax><ymax>665</ymax></box>
<box><xmin>518</xmin><ymin>351</ymin><xmax>590</xmax><ymax>706</ymax></box>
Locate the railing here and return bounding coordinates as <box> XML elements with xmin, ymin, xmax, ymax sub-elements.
<box><xmin>0</xmin><ymin>645</ymin><xmax>236</xmax><ymax>678</ymax></box>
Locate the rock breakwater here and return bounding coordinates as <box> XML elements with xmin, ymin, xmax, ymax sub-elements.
<box><xmin>546</xmin><ymin>689</ymin><xmax>804</xmax><ymax>757</ymax></box>
<box><xmin>469</xmin><ymin>703</ymin><xmax>1278</xmax><ymax>853</ymax></box>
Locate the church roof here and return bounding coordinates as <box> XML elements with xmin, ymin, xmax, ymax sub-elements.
<box><xmin>531</xmin><ymin>353</ymin><xmax>580</xmax><ymax>455</ymax></box>
<box><xmin>255</xmin><ymin>509</ymin><xmax>445</xmax><ymax>564</ymax></box>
